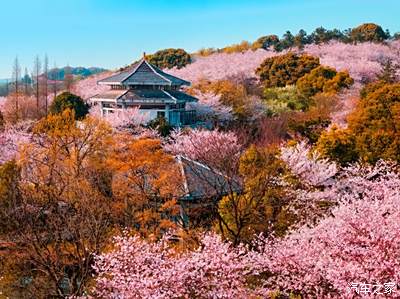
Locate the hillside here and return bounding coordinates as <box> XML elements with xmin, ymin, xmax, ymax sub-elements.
<box><xmin>75</xmin><ymin>41</ymin><xmax>400</xmax><ymax>95</ymax></box>
<box><xmin>73</xmin><ymin>40</ymin><xmax>400</xmax><ymax>125</ymax></box>
<box><xmin>168</xmin><ymin>41</ymin><xmax>400</xmax><ymax>84</ymax></box>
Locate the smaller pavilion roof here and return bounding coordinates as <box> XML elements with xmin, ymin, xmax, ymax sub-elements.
<box><xmin>98</xmin><ymin>59</ymin><xmax>190</xmax><ymax>87</ymax></box>
<box><xmin>176</xmin><ymin>156</ymin><xmax>242</xmax><ymax>201</ymax></box>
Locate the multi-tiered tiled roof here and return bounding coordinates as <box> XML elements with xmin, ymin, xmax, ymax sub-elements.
<box><xmin>98</xmin><ymin>58</ymin><xmax>190</xmax><ymax>86</ymax></box>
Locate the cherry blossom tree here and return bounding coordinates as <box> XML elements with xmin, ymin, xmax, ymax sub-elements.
<box><xmin>90</xmin><ymin>106</ymin><xmax>150</xmax><ymax>130</ymax></box>
<box><xmin>72</xmin><ymin>71</ymin><xmax>114</xmax><ymax>100</ymax></box>
<box><xmin>303</xmin><ymin>41</ymin><xmax>400</xmax><ymax>83</ymax></box>
<box><xmin>186</xmin><ymin>91</ymin><xmax>233</xmax><ymax>122</ymax></box>
<box><xmin>93</xmin><ymin>233</ymin><xmax>252</xmax><ymax>299</ymax></box>
<box><xmin>0</xmin><ymin>124</ymin><xmax>31</xmax><ymax>164</ymax></box>
<box><xmin>165</xmin><ymin>128</ymin><xmax>243</xmax><ymax>175</ymax></box>
<box><xmin>249</xmin><ymin>177</ymin><xmax>400</xmax><ymax>298</ymax></box>
<box><xmin>168</xmin><ymin>49</ymin><xmax>278</xmax><ymax>83</ymax></box>
<box><xmin>280</xmin><ymin>141</ymin><xmax>338</xmax><ymax>187</ymax></box>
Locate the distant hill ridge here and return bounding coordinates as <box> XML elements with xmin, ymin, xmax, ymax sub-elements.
<box><xmin>48</xmin><ymin>66</ymin><xmax>107</xmax><ymax>81</ymax></box>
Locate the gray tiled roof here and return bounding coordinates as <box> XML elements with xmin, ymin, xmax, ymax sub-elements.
<box><xmin>98</xmin><ymin>59</ymin><xmax>190</xmax><ymax>86</ymax></box>
<box><xmin>176</xmin><ymin>156</ymin><xmax>242</xmax><ymax>201</ymax></box>
<box><xmin>91</xmin><ymin>89</ymin><xmax>198</xmax><ymax>104</ymax></box>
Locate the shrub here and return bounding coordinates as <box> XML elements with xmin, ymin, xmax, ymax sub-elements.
<box><xmin>263</xmin><ymin>86</ymin><xmax>310</xmax><ymax>114</ymax></box>
<box><xmin>297</xmin><ymin>66</ymin><xmax>353</xmax><ymax>97</ymax></box>
<box><xmin>222</xmin><ymin>41</ymin><xmax>252</xmax><ymax>54</ymax></box>
<box><xmin>252</xmin><ymin>35</ymin><xmax>280</xmax><ymax>50</ymax></box>
<box><xmin>359</xmin><ymin>80</ymin><xmax>387</xmax><ymax>99</ymax></box>
<box><xmin>256</xmin><ymin>53</ymin><xmax>320</xmax><ymax>88</ymax></box>
<box><xmin>49</xmin><ymin>92</ymin><xmax>89</xmax><ymax>120</ymax></box>
<box><xmin>350</xmin><ymin>23</ymin><xmax>388</xmax><ymax>42</ymax></box>
<box><xmin>347</xmin><ymin>83</ymin><xmax>400</xmax><ymax>163</ymax></box>
<box><xmin>316</xmin><ymin>125</ymin><xmax>358</xmax><ymax>165</ymax></box>
<box><xmin>196</xmin><ymin>47</ymin><xmax>218</xmax><ymax>57</ymax></box>
<box><xmin>147</xmin><ymin>48</ymin><xmax>191</xmax><ymax>69</ymax></box>
<box><xmin>147</xmin><ymin>116</ymin><xmax>173</xmax><ymax>137</ymax></box>
<box><xmin>316</xmin><ymin>83</ymin><xmax>400</xmax><ymax>165</ymax></box>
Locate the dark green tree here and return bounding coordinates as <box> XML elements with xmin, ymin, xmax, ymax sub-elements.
<box><xmin>147</xmin><ymin>116</ymin><xmax>173</xmax><ymax>137</ymax></box>
<box><xmin>147</xmin><ymin>48</ymin><xmax>191</xmax><ymax>69</ymax></box>
<box><xmin>49</xmin><ymin>92</ymin><xmax>89</xmax><ymax>120</ymax></box>
<box><xmin>294</xmin><ymin>29</ymin><xmax>309</xmax><ymax>49</ymax></box>
<box><xmin>280</xmin><ymin>31</ymin><xmax>295</xmax><ymax>49</ymax></box>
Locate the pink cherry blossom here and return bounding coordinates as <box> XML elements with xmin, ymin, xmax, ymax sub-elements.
<box><xmin>90</xmin><ymin>105</ymin><xmax>150</xmax><ymax>129</ymax></box>
<box><xmin>186</xmin><ymin>91</ymin><xmax>233</xmax><ymax>122</ymax></box>
<box><xmin>168</xmin><ymin>49</ymin><xmax>277</xmax><ymax>83</ymax></box>
<box><xmin>93</xmin><ymin>232</ymin><xmax>252</xmax><ymax>299</ymax></box>
<box><xmin>249</xmin><ymin>176</ymin><xmax>400</xmax><ymax>298</ymax></box>
<box><xmin>72</xmin><ymin>71</ymin><xmax>115</xmax><ymax>100</ymax></box>
<box><xmin>280</xmin><ymin>141</ymin><xmax>338</xmax><ymax>187</ymax></box>
<box><xmin>164</xmin><ymin>128</ymin><xmax>243</xmax><ymax>174</ymax></box>
<box><xmin>303</xmin><ymin>41</ymin><xmax>400</xmax><ymax>83</ymax></box>
<box><xmin>0</xmin><ymin>124</ymin><xmax>32</xmax><ymax>164</ymax></box>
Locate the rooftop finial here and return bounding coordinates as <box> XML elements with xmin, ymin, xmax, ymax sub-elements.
<box><xmin>143</xmin><ymin>52</ymin><xmax>146</xmax><ymax>59</ymax></box>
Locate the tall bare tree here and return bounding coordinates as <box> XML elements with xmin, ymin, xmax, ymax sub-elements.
<box><xmin>52</xmin><ymin>62</ymin><xmax>59</xmax><ymax>99</ymax></box>
<box><xmin>12</xmin><ymin>56</ymin><xmax>21</xmax><ymax>120</ymax></box>
<box><xmin>23</xmin><ymin>67</ymin><xmax>29</xmax><ymax>95</ymax></box>
<box><xmin>33</xmin><ymin>55</ymin><xmax>41</xmax><ymax>115</ymax></box>
<box><xmin>43</xmin><ymin>54</ymin><xmax>49</xmax><ymax>114</ymax></box>
<box><xmin>64</xmin><ymin>64</ymin><xmax>73</xmax><ymax>92</ymax></box>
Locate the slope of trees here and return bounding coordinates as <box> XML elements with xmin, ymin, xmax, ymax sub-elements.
<box><xmin>1</xmin><ymin>21</ymin><xmax>400</xmax><ymax>299</ymax></box>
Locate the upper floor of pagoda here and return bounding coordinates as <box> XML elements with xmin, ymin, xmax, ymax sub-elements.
<box><xmin>98</xmin><ymin>57</ymin><xmax>190</xmax><ymax>89</ymax></box>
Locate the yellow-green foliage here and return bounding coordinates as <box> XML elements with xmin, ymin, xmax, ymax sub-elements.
<box><xmin>316</xmin><ymin>125</ymin><xmax>358</xmax><ymax>165</ymax></box>
<box><xmin>216</xmin><ymin>145</ymin><xmax>292</xmax><ymax>243</ymax></box>
<box><xmin>263</xmin><ymin>85</ymin><xmax>310</xmax><ymax>114</ymax></box>
<box><xmin>147</xmin><ymin>48</ymin><xmax>191</xmax><ymax>69</ymax></box>
<box><xmin>297</xmin><ymin>66</ymin><xmax>353</xmax><ymax>97</ymax></box>
<box><xmin>317</xmin><ymin>83</ymin><xmax>400</xmax><ymax>164</ymax></box>
<box><xmin>360</xmin><ymin>80</ymin><xmax>387</xmax><ymax>99</ymax></box>
<box><xmin>256</xmin><ymin>53</ymin><xmax>320</xmax><ymax>88</ymax></box>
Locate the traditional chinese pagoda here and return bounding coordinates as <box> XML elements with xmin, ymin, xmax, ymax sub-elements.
<box><xmin>90</xmin><ymin>54</ymin><xmax>198</xmax><ymax>126</ymax></box>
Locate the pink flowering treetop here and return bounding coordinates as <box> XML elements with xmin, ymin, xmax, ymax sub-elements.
<box><xmin>280</xmin><ymin>141</ymin><xmax>338</xmax><ymax>187</ymax></box>
<box><xmin>90</xmin><ymin>106</ymin><xmax>150</xmax><ymax>130</ymax></box>
<box><xmin>93</xmin><ymin>233</ymin><xmax>252</xmax><ymax>299</ymax></box>
<box><xmin>164</xmin><ymin>128</ymin><xmax>243</xmax><ymax>175</ymax></box>
<box><xmin>0</xmin><ymin>124</ymin><xmax>32</xmax><ymax>164</ymax></box>
<box><xmin>186</xmin><ymin>91</ymin><xmax>233</xmax><ymax>123</ymax></box>
<box><xmin>248</xmin><ymin>178</ymin><xmax>400</xmax><ymax>298</ymax></box>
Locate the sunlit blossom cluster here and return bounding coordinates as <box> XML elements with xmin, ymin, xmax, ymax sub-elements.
<box><xmin>0</xmin><ymin>125</ymin><xmax>31</xmax><ymax>164</ymax></box>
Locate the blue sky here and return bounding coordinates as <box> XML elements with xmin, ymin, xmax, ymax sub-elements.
<box><xmin>0</xmin><ymin>0</ymin><xmax>399</xmax><ymax>78</ymax></box>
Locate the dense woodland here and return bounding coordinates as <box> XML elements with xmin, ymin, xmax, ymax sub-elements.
<box><xmin>1</xmin><ymin>22</ymin><xmax>400</xmax><ymax>298</ymax></box>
